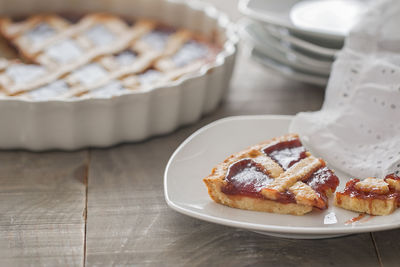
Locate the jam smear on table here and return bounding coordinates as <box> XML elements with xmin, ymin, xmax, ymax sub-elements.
<box><xmin>263</xmin><ymin>138</ymin><xmax>307</xmax><ymax>170</ymax></box>
<box><xmin>221</xmin><ymin>158</ymin><xmax>296</xmax><ymax>203</ymax></box>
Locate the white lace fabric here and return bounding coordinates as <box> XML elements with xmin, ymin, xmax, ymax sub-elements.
<box><xmin>290</xmin><ymin>0</ymin><xmax>400</xmax><ymax>178</ymax></box>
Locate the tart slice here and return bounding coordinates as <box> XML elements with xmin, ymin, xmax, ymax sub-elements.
<box><xmin>203</xmin><ymin>134</ymin><xmax>340</xmax><ymax>215</ymax></box>
<box><xmin>334</xmin><ymin>174</ymin><xmax>400</xmax><ymax>215</ymax></box>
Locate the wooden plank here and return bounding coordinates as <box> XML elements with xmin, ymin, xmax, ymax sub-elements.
<box><xmin>0</xmin><ymin>151</ymin><xmax>88</xmax><ymax>266</ymax></box>
<box><xmin>85</xmin><ymin>130</ymin><xmax>380</xmax><ymax>266</ymax></box>
<box><xmin>372</xmin><ymin>230</ymin><xmax>400</xmax><ymax>267</ymax></box>
<box><xmin>85</xmin><ymin>130</ymin><xmax>191</xmax><ymax>266</ymax></box>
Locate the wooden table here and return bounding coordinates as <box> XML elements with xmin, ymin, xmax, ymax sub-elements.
<box><xmin>0</xmin><ymin>1</ymin><xmax>397</xmax><ymax>266</ymax></box>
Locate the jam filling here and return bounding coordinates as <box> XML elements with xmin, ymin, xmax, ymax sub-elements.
<box><xmin>221</xmin><ymin>138</ymin><xmax>338</xmax><ymax>206</ymax></box>
<box><xmin>221</xmin><ymin>159</ymin><xmax>296</xmax><ymax>203</ymax></box>
<box><xmin>385</xmin><ymin>173</ymin><xmax>400</xmax><ymax>181</ymax></box>
<box><xmin>172</xmin><ymin>41</ymin><xmax>209</xmax><ymax>67</ymax></box>
<box><xmin>345</xmin><ymin>214</ymin><xmax>366</xmax><ymax>225</ymax></box>
<box><xmin>263</xmin><ymin>138</ymin><xmax>307</xmax><ymax>170</ymax></box>
<box><xmin>141</xmin><ymin>27</ymin><xmax>174</xmax><ymax>51</ymax></box>
<box><xmin>26</xmin><ymin>22</ymin><xmax>56</xmax><ymax>47</ymax></box>
<box><xmin>222</xmin><ymin>159</ymin><xmax>273</xmax><ymax>198</ymax></box>
<box><xmin>338</xmin><ymin>174</ymin><xmax>400</xmax><ymax>205</ymax></box>
<box><xmin>305</xmin><ymin>167</ymin><xmax>340</xmax><ymax>202</ymax></box>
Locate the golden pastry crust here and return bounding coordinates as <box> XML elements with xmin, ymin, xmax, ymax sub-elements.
<box><xmin>203</xmin><ymin>134</ymin><xmax>339</xmax><ymax>215</ymax></box>
<box><xmin>204</xmin><ymin>177</ymin><xmax>312</xmax><ymax>215</ymax></box>
<box><xmin>0</xmin><ymin>13</ymin><xmax>221</xmax><ymax>98</ymax></box>
<box><xmin>0</xmin><ymin>14</ymin><xmax>70</xmax><ymax>61</ymax></box>
<box><xmin>334</xmin><ymin>192</ymin><xmax>396</xmax><ymax>216</ymax></box>
<box><xmin>334</xmin><ymin>175</ymin><xmax>400</xmax><ymax>216</ymax></box>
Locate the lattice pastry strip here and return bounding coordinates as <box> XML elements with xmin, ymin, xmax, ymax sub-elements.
<box><xmin>0</xmin><ymin>49</ymin><xmax>155</xmax><ymax>98</ymax></box>
<box><xmin>64</xmin><ymin>49</ymin><xmax>155</xmax><ymax>88</ymax></box>
<box><xmin>1</xmin><ymin>14</ymin><xmax>129</xmax><ymax>63</ymax></box>
<box><xmin>74</xmin><ymin>14</ymin><xmax>132</xmax><ymax>50</ymax></box>
<box><xmin>36</xmin><ymin>31</ymin><xmax>213</xmax><ymax>97</ymax></box>
<box><xmin>0</xmin><ymin>60</ymin><xmax>48</xmax><ymax>93</ymax></box>
<box><xmin>0</xmin><ymin>14</ymin><xmax>70</xmax><ymax>60</ymax></box>
<box><xmin>203</xmin><ymin>134</ymin><xmax>340</xmax><ymax>215</ymax></box>
<box><xmin>35</xmin><ymin>17</ymin><xmax>154</xmax><ymax>68</ymax></box>
<box><xmin>20</xmin><ymin>51</ymin><xmax>181</xmax><ymax>99</ymax></box>
<box><xmin>289</xmin><ymin>181</ymin><xmax>326</xmax><ymax>209</ymax></box>
<box><xmin>96</xmin><ymin>29</ymin><xmax>217</xmax><ymax>92</ymax></box>
<box><xmin>0</xmin><ymin>14</ymin><xmax>156</xmax><ymax>67</ymax></box>
<box><xmin>147</xmin><ymin>35</ymin><xmax>221</xmax><ymax>90</ymax></box>
<box><xmin>334</xmin><ymin>174</ymin><xmax>400</xmax><ymax>215</ymax></box>
<box><xmin>134</xmin><ymin>26</ymin><xmax>189</xmax><ymax>55</ymax></box>
<box><xmin>0</xmin><ymin>19</ymin><xmax>157</xmax><ymax>96</ymax></box>
<box><xmin>0</xmin><ymin>13</ymin><xmax>220</xmax><ymax>99</ymax></box>
<box><xmin>261</xmin><ymin>156</ymin><xmax>323</xmax><ymax>199</ymax></box>
<box><xmin>62</xmin><ymin>52</ymin><xmax>160</xmax><ymax>97</ymax></box>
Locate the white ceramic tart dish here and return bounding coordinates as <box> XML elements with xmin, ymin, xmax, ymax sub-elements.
<box><xmin>0</xmin><ymin>0</ymin><xmax>237</xmax><ymax>150</ymax></box>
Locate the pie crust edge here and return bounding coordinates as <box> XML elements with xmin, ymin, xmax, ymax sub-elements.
<box><xmin>203</xmin><ymin>133</ymin><xmax>317</xmax><ymax>216</ymax></box>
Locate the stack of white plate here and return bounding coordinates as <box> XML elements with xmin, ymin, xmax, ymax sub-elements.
<box><xmin>238</xmin><ymin>0</ymin><xmax>370</xmax><ymax>87</ymax></box>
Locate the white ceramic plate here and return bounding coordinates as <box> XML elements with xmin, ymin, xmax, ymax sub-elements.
<box><xmin>164</xmin><ymin>115</ymin><xmax>400</xmax><ymax>239</ymax></box>
<box><xmin>265</xmin><ymin>25</ymin><xmax>339</xmax><ymax>59</ymax></box>
<box><xmin>238</xmin><ymin>0</ymin><xmax>369</xmax><ymax>45</ymax></box>
<box><xmin>250</xmin><ymin>48</ymin><xmax>329</xmax><ymax>87</ymax></box>
<box><xmin>239</xmin><ymin>19</ymin><xmax>332</xmax><ymax>76</ymax></box>
<box><xmin>290</xmin><ymin>0</ymin><xmax>365</xmax><ymax>36</ymax></box>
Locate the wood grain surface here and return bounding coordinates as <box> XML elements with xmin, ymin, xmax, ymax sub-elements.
<box><xmin>0</xmin><ymin>151</ymin><xmax>88</xmax><ymax>266</ymax></box>
<box><xmin>0</xmin><ymin>0</ymin><xmax>396</xmax><ymax>266</ymax></box>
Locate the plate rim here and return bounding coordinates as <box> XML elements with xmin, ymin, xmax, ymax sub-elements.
<box><xmin>250</xmin><ymin>48</ymin><xmax>328</xmax><ymax>87</ymax></box>
<box><xmin>164</xmin><ymin>115</ymin><xmax>400</xmax><ymax>235</ymax></box>
<box><xmin>238</xmin><ymin>18</ymin><xmax>332</xmax><ymax>77</ymax></box>
<box><xmin>238</xmin><ymin>0</ymin><xmax>345</xmax><ymax>41</ymax></box>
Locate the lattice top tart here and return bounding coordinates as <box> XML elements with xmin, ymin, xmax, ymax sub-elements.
<box><xmin>0</xmin><ymin>13</ymin><xmax>221</xmax><ymax>100</ymax></box>
<box><xmin>203</xmin><ymin>134</ymin><xmax>340</xmax><ymax>215</ymax></box>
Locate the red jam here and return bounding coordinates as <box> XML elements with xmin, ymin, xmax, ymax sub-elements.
<box><xmin>221</xmin><ymin>159</ymin><xmax>273</xmax><ymax>198</ymax></box>
<box><xmin>221</xmin><ymin>138</ymin><xmax>339</xmax><ymax>207</ymax></box>
<box><xmin>274</xmin><ymin>190</ymin><xmax>297</xmax><ymax>204</ymax></box>
<box><xmin>305</xmin><ymin>167</ymin><xmax>340</xmax><ymax>202</ymax></box>
<box><xmin>221</xmin><ymin>159</ymin><xmax>296</xmax><ymax>203</ymax></box>
<box><xmin>263</xmin><ymin>138</ymin><xmax>307</xmax><ymax>170</ymax></box>
<box><xmin>384</xmin><ymin>173</ymin><xmax>400</xmax><ymax>181</ymax></box>
<box><xmin>345</xmin><ymin>214</ymin><xmax>366</xmax><ymax>225</ymax></box>
<box><xmin>338</xmin><ymin>174</ymin><xmax>400</xmax><ymax>205</ymax></box>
